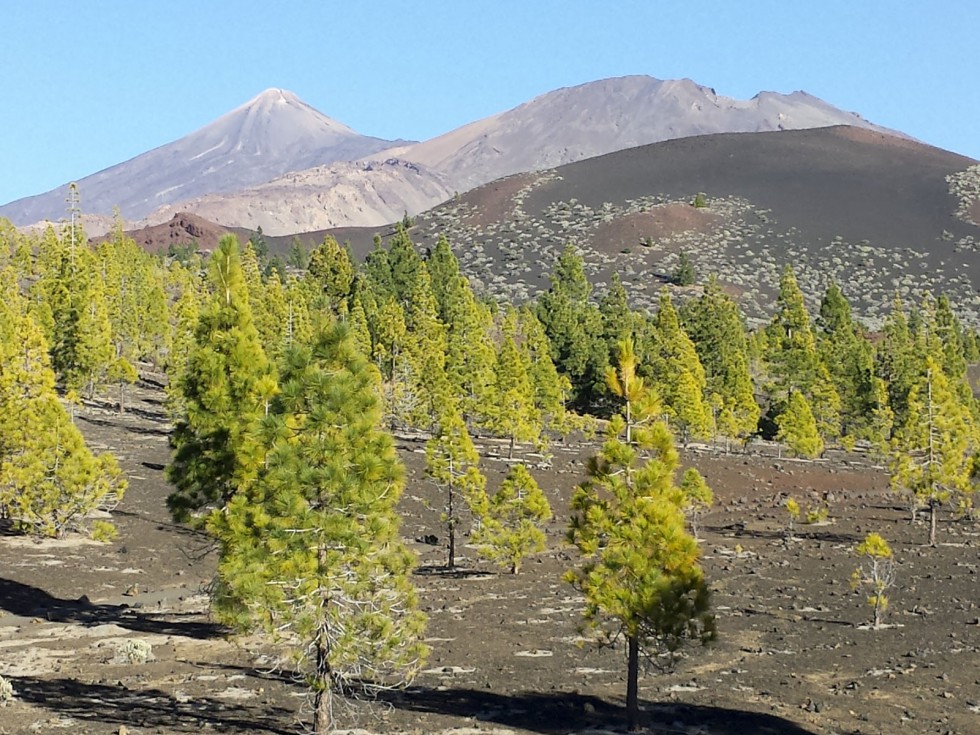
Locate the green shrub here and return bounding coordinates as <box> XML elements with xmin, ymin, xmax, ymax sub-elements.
<box><xmin>90</xmin><ymin>520</ymin><xmax>119</xmax><ymax>543</ymax></box>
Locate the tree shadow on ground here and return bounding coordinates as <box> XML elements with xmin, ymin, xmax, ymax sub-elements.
<box><xmin>0</xmin><ymin>578</ymin><xmax>225</xmax><ymax>639</ymax></box>
<box><xmin>78</xmin><ymin>412</ymin><xmax>170</xmax><ymax>437</ymax></box>
<box><xmin>10</xmin><ymin>676</ymin><xmax>294</xmax><ymax>734</ymax></box>
<box><xmin>378</xmin><ymin>686</ymin><xmax>823</xmax><ymax>734</ymax></box>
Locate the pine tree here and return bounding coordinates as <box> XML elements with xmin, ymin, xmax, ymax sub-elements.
<box><xmin>425</xmin><ymin>403</ymin><xmax>487</xmax><ymax>570</ymax></box>
<box><xmin>519</xmin><ymin>305</ymin><xmax>571</xmax><ymax>438</ymax></box>
<box><xmin>765</xmin><ymin>266</ymin><xmax>840</xmax><ymax>442</ymax></box>
<box><xmin>472</xmin><ymin>463</ymin><xmax>551</xmax><ymax>573</ymax></box>
<box><xmin>817</xmin><ymin>283</ymin><xmax>884</xmax><ymax>443</ymax></box>
<box><xmin>166</xmin><ymin>236</ymin><xmax>277</xmax><ymax>523</ymax></box>
<box><xmin>645</xmin><ymin>290</ymin><xmax>712</xmax><ymax>443</ymax></box>
<box><xmin>0</xmin><ymin>269</ymin><xmax>126</xmax><ymax>538</ymax></box>
<box><xmin>851</xmin><ymin>532</ymin><xmax>896</xmax><ymax>629</ymax></box>
<box><xmin>890</xmin><ymin>357</ymin><xmax>974</xmax><ymax>545</ymax></box>
<box><xmin>680</xmin><ymin>467</ymin><xmax>713</xmax><ymax>539</ymax></box>
<box><xmin>567</xmin><ymin>339</ymin><xmax>714</xmax><ymax>732</ymax></box>
<box><xmin>305</xmin><ymin>235</ymin><xmax>355</xmax><ymax>313</ymax></box>
<box><xmin>535</xmin><ymin>245</ymin><xmax>608</xmax><ymax>409</ymax></box>
<box><xmin>776</xmin><ymin>391</ymin><xmax>824</xmax><ymax>459</ymax></box>
<box><xmin>208</xmin><ymin>321</ymin><xmax>427</xmax><ymax>735</ymax></box>
<box><xmin>681</xmin><ymin>276</ymin><xmax>759</xmax><ymax>446</ymax></box>
<box><xmin>876</xmin><ymin>296</ymin><xmax>921</xmax><ymax>432</ymax></box>
<box><xmin>489</xmin><ymin>324</ymin><xmax>540</xmax><ymax>458</ymax></box>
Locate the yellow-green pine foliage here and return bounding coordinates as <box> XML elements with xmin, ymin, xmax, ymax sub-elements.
<box><xmin>851</xmin><ymin>532</ymin><xmax>896</xmax><ymax>628</ymax></box>
<box><xmin>765</xmin><ymin>266</ymin><xmax>841</xmax><ymax>440</ymax></box>
<box><xmin>490</xmin><ymin>315</ymin><xmax>541</xmax><ymax>458</ymax></box>
<box><xmin>776</xmin><ymin>391</ymin><xmax>824</xmax><ymax>459</ymax></box>
<box><xmin>647</xmin><ymin>290</ymin><xmax>712</xmax><ymax>442</ymax></box>
<box><xmin>166</xmin><ymin>235</ymin><xmax>277</xmax><ymax>524</ymax></box>
<box><xmin>473</xmin><ymin>463</ymin><xmax>551</xmax><ymax>574</ymax></box>
<box><xmin>567</xmin><ymin>339</ymin><xmax>714</xmax><ymax>732</ymax></box>
<box><xmin>425</xmin><ymin>402</ymin><xmax>487</xmax><ymax>571</ymax></box>
<box><xmin>305</xmin><ymin>235</ymin><xmax>355</xmax><ymax>313</ymax></box>
<box><xmin>890</xmin><ymin>356</ymin><xmax>974</xmax><ymax>545</ymax></box>
<box><xmin>428</xmin><ymin>238</ymin><xmax>497</xmax><ymax>429</ymax></box>
<box><xmin>681</xmin><ymin>276</ymin><xmax>759</xmax><ymax>444</ymax></box>
<box><xmin>401</xmin><ymin>262</ymin><xmax>450</xmax><ymax>431</ymax></box>
<box><xmin>163</xmin><ymin>275</ymin><xmax>201</xmax><ymax>418</ymax></box>
<box><xmin>0</xmin><ymin>269</ymin><xmax>126</xmax><ymax>538</ymax></box>
<box><xmin>208</xmin><ymin>322</ymin><xmax>427</xmax><ymax>734</ymax></box>
<box><xmin>519</xmin><ymin>305</ymin><xmax>571</xmax><ymax>438</ymax></box>
<box><xmin>680</xmin><ymin>467</ymin><xmax>713</xmax><ymax>539</ymax></box>
<box><xmin>96</xmin><ymin>223</ymin><xmax>169</xmax><ymax>368</ymax></box>
<box><xmin>346</xmin><ymin>292</ymin><xmax>373</xmax><ymax>359</ymax></box>
<box><xmin>257</xmin><ymin>269</ymin><xmax>290</xmax><ymax>364</ymax></box>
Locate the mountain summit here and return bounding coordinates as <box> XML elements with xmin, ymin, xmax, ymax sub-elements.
<box><xmin>387</xmin><ymin>75</ymin><xmax>909</xmax><ymax>192</ymax></box>
<box><xmin>0</xmin><ymin>88</ymin><xmax>408</xmax><ymax>224</ymax></box>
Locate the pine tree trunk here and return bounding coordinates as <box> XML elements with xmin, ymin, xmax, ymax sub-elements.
<box><xmin>929</xmin><ymin>500</ymin><xmax>938</xmax><ymax>546</ymax></box>
<box><xmin>448</xmin><ymin>484</ymin><xmax>456</xmax><ymax>571</ymax></box>
<box><xmin>313</xmin><ymin>631</ymin><xmax>332</xmax><ymax>734</ymax></box>
<box><xmin>626</xmin><ymin>633</ymin><xmax>640</xmax><ymax>732</ymax></box>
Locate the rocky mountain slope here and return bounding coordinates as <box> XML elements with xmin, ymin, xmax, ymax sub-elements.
<box><xmin>0</xmin><ymin>89</ymin><xmax>408</xmax><ymax>226</ymax></box>
<box><xmin>141</xmin><ymin>158</ymin><xmax>454</xmax><ymax>236</ymax></box>
<box><xmin>386</xmin><ymin>75</ymin><xmax>907</xmax><ymax>193</ymax></box>
<box><xmin>315</xmin><ymin>126</ymin><xmax>980</xmax><ymax>328</ymax></box>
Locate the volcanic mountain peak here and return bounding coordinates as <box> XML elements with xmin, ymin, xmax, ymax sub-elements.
<box><xmin>0</xmin><ymin>88</ymin><xmax>404</xmax><ymax>226</ymax></box>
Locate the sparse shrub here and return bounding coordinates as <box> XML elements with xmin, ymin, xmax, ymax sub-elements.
<box><xmin>0</xmin><ymin>675</ymin><xmax>13</xmax><ymax>705</ymax></box>
<box><xmin>850</xmin><ymin>532</ymin><xmax>896</xmax><ymax>628</ymax></box>
<box><xmin>117</xmin><ymin>639</ymin><xmax>154</xmax><ymax>664</ymax></box>
<box><xmin>692</xmin><ymin>192</ymin><xmax>707</xmax><ymax>209</ymax></box>
<box><xmin>785</xmin><ymin>497</ymin><xmax>800</xmax><ymax>539</ymax></box>
<box><xmin>90</xmin><ymin>520</ymin><xmax>119</xmax><ymax>543</ymax></box>
<box><xmin>803</xmin><ymin>503</ymin><xmax>829</xmax><ymax>525</ymax></box>
<box><xmin>671</xmin><ymin>252</ymin><xmax>696</xmax><ymax>286</ymax></box>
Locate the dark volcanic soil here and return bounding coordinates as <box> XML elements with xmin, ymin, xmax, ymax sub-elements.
<box><xmin>1</xmin><ymin>383</ymin><xmax>978</xmax><ymax>735</ymax></box>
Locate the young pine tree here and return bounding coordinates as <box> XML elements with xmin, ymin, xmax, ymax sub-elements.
<box><xmin>680</xmin><ymin>467</ymin><xmax>713</xmax><ymax>540</ymax></box>
<box><xmin>425</xmin><ymin>403</ymin><xmax>487</xmax><ymax>571</ymax></box>
<box><xmin>0</xmin><ymin>271</ymin><xmax>126</xmax><ymax>538</ymax></box>
<box><xmin>776</xmin><ymin>391</ymin><xmax>824</xmax><ymax>459</ymax></box>
<box><xmin>566</xmin><ymin>339</ymin><xmax>714</xmax><ymax>732</ymax></box>
<box><xmin>208</xmin><ymin>322</ymin><xmax>427</xmax><ymax>735</ymax></box>
<box><xmin>851</xmin><ymin>532</ymin><xmax>896</xmax><ymax>629</ymax></box>
<box><xmin>890</xmin><ymin>357</ymin><xmax>974</xmax><ymax>545</ymax></box>
<box><xmin>472</xmin><ymin>463</ymin><xmax>552</xmax><ymax>574</ymax></box>
<box><xmin>166</xmin><ymin>236</ymin><xmax>277</xmax><ymax>523</ymax></box>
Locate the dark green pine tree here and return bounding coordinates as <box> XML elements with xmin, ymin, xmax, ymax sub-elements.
<box><xmin>680</xmin><ymin>275</ymin><xmax>759</xmax><ymax>446</ymax></box>
<box><xmin>876</xmin><ymin>296</ymin><xmax>921</xmax><ymax>432</ymax></box>
<box><xmin>166</xmin><ymin>235</ymin><xmax>277</xmax><ymax>523</ymax></box>
<box><xmin>816</xmin><ymin>282</ymin><xmax>889</xmax><ymax>445</ymax></box>
<box><xmin>208</xmin><ymin>321</ymin><xmax>427</xmax><ymax>734</ymax></box>
<box><xmin>535</xmin><ymin>245</ymin><xmax>608</xmax><ymax>410</ymax></box>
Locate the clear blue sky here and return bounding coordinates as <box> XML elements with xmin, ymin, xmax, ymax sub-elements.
<box><xmin>2</xmin><ymin>0</ymin><xmax>977</xmax><ymax>206</ymax></box>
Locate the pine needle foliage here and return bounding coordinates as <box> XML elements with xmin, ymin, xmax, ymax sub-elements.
<box><xmin>473</xmin><ymin>463</ymin><xmax>551</xmax><ymax>574</ymax></box>
<box><xmin>209</xmin><ymin>321</ymin><xmax>427</xmax><ymax>734</ymax></box>
<box><xmin>567</xmin><ymin>338</ymin><xmax>714</xmax><ymax>731</ymax></box>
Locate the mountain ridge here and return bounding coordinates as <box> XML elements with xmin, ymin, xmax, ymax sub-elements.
<box><xmin>0</xmin><ymin>75</ymin><xmax>933</xmax><ymax>234</ymax></box>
